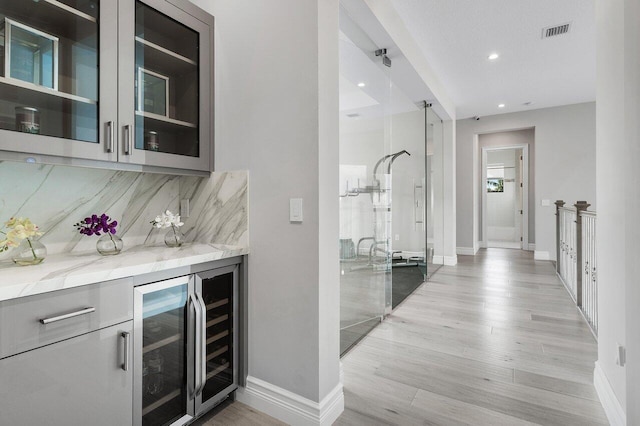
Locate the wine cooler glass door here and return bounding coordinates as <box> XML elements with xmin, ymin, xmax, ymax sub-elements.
<box><xmin>194</xmin><ymin>265</ymin><xmax>239</xmax><ymax>414</ymax></box>
<box><xmin>134</xmin><ymin>275</ymin><xmax>194</xmax><ymax>426</ymax></box>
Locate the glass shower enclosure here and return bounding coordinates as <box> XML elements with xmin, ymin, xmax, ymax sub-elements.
<box><xmin>338</xmin><ymin>25</ymin><xmax>392</xmax><ymax>355</ymax></box>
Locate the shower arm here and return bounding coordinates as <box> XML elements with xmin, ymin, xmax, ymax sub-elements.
<box><xmin>387</xmin><ymin>150</ymin><xmax>411</xmax><ymax>174</ymax></box>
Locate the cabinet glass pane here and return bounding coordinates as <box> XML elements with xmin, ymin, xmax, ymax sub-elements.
<box><xmin>0</xmin><ymin>0</ymin><xmax>98</xmax><ymax>142</ymax></box>
<box><xmin>134</xmin><ymin>1</ymin><xmax>199</xmax><ymax>157</ymax></box>
<box><xmin>201</xmin><ymin>272</ymin><xmax>234</xmax><ymax>401</ymax></box>
<box><xmin>142</xmin><ymin>284</ymin><xmax>188</xmax><ymax>426</ymax></box>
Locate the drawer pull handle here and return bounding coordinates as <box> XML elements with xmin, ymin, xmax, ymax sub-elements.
<box><xmin>121</xmin><ymin>331</ymin><xmax>130</xmax><ymax>371</ymax></box>
<box><xmin>39</xmin><ymin>307</ymin><xmax>96</xmax><ymax>324</ymax></box>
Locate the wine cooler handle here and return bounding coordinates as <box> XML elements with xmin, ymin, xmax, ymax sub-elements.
<box><xmin>106</xmin><ymin>121</ymin><xmax>114</xmax><ymax>153</ymax></box>
<box><xmin>191</xmin><ymin>293</ymin><xmax>203</xmax><ymax>397</ymax></box>
<box><xmin>123</xmin><ymin>124</ymin><xmax>132</xmax><ymax>155</ymax></box>
<box><xmin>195</xmin><ymin>292</ymin><xmax>207</xmax><ymax>396</ymax></box>
<box><xmin>121</xmin><ymin>331</ymin><xmax>130</xmax><ymax>372</ymax></box>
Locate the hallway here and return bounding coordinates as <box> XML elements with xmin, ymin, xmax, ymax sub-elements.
<box><xmin>335</xmin><ymin>249</ymin><xmax>606</xmax><ymax>425</ymax></box>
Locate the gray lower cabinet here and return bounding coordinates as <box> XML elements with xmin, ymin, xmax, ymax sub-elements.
<box><xmin>0</xmin><ymin>321</ymin><xmax>133</xmax><ymax>426</ymax></box>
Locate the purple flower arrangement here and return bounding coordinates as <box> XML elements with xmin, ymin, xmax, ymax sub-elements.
<box><xmin>74</xmin><ymin>214</ymin><xmax>118</xmax><ymax>236</ymax></box>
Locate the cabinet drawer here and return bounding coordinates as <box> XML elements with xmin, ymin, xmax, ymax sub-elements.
<box><xmin>0</xmin><ymin>277</ymin><xmax>133</xmax><ymax>359</ymax></box>
<box><xmin>0</xmin><ymin>321</ymin><xmax>133</xmax><ymax>426</ymax></box>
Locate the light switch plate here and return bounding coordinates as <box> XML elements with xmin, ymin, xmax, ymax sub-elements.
<box><xmin>290</xmin><ymin>198</ymin><xmax>303</xmax><ymax>222</ymax></box>
<box><xmin>541</xmin><ymin>199</ymin><xmax>550</xmax><ymax>207</ymax></box>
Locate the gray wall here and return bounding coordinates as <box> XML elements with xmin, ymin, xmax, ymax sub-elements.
<box><xmin>456</xmin><ymin>102</ymin><xmax>596</xmax><ymax>259</ymax></box>
<box><xmin>596</xmin><ymin>0</ymin><xmax>640</xmax><ymax>421</ymax></box>
<box><xmin>479</xmin><ymin>130</ymin><xmax>535</xmax><ymax>244</ymax></box>
<box><xmin>188</xmin><ymin>0</ymin><xmax>341</xmax><ymax>404</ymax></box>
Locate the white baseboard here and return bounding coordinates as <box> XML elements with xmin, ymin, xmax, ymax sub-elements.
<box><xmin>594</xmin><ymin>362</ymin><xmax>626</xmax><ymax>426</ymax></box>
<box><xmin>534</xmin><ymin>250</ymin><xmax>550</xmax><ymax>260</ymax></box>
<box><xmin>456</xmin><ymin>247</ymin><xmax>477</xmax><ymax>256</ymax></box>
<box><xmin>487</xmin><ymin>241</ymin><xmax>522</xmax><ymax>249</ymax></box>
<box><xmin>479</xmin><ymin>241</ymin><xmax>487</xmax><ymax>248</ymax></box>
<box><xmin>444</xmin><ymin>255</ymin><xmax>458</xmax><ymax>266</ymax></box>
<box><xmin>237</xmin><ymin>376</ymin><xmax>344</xmax><ymax>426</ymax></box>
<box><xmin>527</xmin><ymin>243</ymin><xmax>536</xmax><ymax>251</ymax></box>
<box><xmin>432</xmin><ymin>255</ymin><xmax>444</xmax><ymax>265</ymax></box>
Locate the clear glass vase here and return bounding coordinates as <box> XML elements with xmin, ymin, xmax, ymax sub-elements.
<box><xmin>12</xmin><ymin>237</ymin><xmax>47</xmax><ymax>266</ymax></box>
<box><xmin>164</xmin><ymin>226</ymin><xmax>184</xmax><ymax>248</ymax></box>
<box><xmin>96</xmin><ymin>233</ymin><xmax>123</xmax><ymax>255</ymax></box>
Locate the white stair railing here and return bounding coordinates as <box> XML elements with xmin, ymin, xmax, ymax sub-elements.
<box><xmin>555</xmin><ymin>200</ymin><xmax>597</xmax><ymax>338</ymax></box>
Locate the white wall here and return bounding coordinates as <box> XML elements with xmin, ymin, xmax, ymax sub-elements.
<box><xmin>188</xmin><ymin>0</ymin><xmax>342</xmax><ymax>419</ymax></box>
<box><xmin>456</xmin><ymin>103</ymin><xmax>596</xmax><ymax>259</ymax></box>
<box><xmin>596</xmin><ymin>0</ymin><xmax>640</xmax><ymax>424</ymax></box>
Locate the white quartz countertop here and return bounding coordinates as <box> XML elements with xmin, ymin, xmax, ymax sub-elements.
<box><xmin>0</xmin><ymin>243</ymin><xmax>248</xmax><ymax>302</ymax></box>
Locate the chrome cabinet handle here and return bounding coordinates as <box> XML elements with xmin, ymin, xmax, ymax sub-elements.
<box><xmin>39</xmin><ymin>307</ymin><xmax>96</xmax><ymax>324</ymax></box>
<box><xmin>106</xmin><ymin>121</ymin><xmax>114</xmax><ymax>153</ymax></box>
<box><xmin>191</xmin><ymin>293</ymin><xmax>203</xmax><ymax>397</ymax></box>
<box><xmin>121</xmin><ymin>331</ymin><xmax>130</xmax><ymax>371</ymax></box>
<box><xmin>195</xmin><ymin>292</ymin><xmax>207</xmax><ymax>395</ymax></box>
<box><xmin>123</xmin><ymin>124</ymin><xmax>132</xmax><ymax>155</ymax></box>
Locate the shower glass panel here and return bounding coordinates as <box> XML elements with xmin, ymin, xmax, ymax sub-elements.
<box><xmin>426</xmin><ymin>107</ymin><xmax>444</xmax><ymax>278</ymax></box>
<box><xmin>338</xmin><ymin>27</ymin><xmax>392</xmax><ymax>356</ymax></box>
<box><xmin>390</xmin><ymin>105</ymin><xmax>427</xmax><ymax>309</ymax></box>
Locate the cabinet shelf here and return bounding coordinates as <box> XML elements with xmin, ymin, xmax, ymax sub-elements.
<box><xmin>142</xmin><ymin>333</ymin><xmax>181</xmax><ymax>354</ymax></box>
<box><xmin>44</xmin><ymin>0</ymin><xmax>97</xmax><ymax>23</ymax></box>
<box><xmin>1</xmin><ymin>0</ymin><xmax>98</xmax><ymax>45</ymax></box>
<box><xmin>141</xmin><ymin>389</ymin><xmax>181</xmax><ymax>417</ymax></box>
<box><xmin>136</xmin><ymin>36</ymin><xmax>196</xmax><ymax>65</ymax></box>
<box><xmin>135</xmin><ymin>111</ymin><xmax>197</xmax><ymax>128</ymax></box>
<box><xmin>206</xmin><ymin>314</ymin><xmax>229</xmax><ymax>328</ymax></box>
<box><xmin>206</xmin><ymin>362</ymin><xmax>230</xmax><ymax>381</ymax></box>
<box><xmin>206</xmin><ymin>298</ymin><xmax>229</xmax><ymax>311</ymax></box>
<box><xmin>206</xmin><ymin>345</ymin><xmax>229</xmax><ymax>361</ymax></box>
<box><xmin>206</xmin><ymin>330</ymin><xmax>229</xmax><ymax>345</ymax></box>
<box><xmin>0</xmin><ymin>77</ymin><xmax>97</xmax><ymax>105</ymax></box>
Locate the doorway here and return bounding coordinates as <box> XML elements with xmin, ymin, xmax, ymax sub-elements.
<box><xmin>482</xmin><ymin>146</ymin><xmax>529</xmax><ymax>249</ymax></box>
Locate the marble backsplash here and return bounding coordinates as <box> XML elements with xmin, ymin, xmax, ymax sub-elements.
<box><xmin>0</xmin><ymin>161</ymin><xmax>248</xmax><ymax>260</ymax></box>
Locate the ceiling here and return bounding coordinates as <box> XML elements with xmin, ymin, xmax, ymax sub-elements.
<box><xmin>389</xmin><ymin>0</ymin><xmax>596</xmax><ymax>118</ymax></box>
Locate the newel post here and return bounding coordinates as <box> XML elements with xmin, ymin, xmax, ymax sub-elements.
<box><xmin>554</xmin><ymin>200</ymin><xmax>565</xmax><ymax>274</ymax></box>
<box><xmin>574</xmin><ymin>201</ymin><xmax>591</xmax><ymax>308</ymax></box>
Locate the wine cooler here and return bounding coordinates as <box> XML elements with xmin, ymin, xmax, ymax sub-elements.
<box><xmin>133</xmin><ymin>264</ymin><xmax>239</xmax><ymax>426</ymax></box>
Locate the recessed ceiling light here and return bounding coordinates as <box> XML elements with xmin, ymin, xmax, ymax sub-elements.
<box><xmin>357</xmin><ymin>82</ymin><xmax>366</xmax><ymax>87</ymax></box>
<box><xmin>488</xmin><ymin>53</ymin><xmax>499</xmax><ymax>60</ymax></box>
<box><xmin>498</xmin><ymin>104</ymin><xmax>505</xmax><ymax>108</ymax></box>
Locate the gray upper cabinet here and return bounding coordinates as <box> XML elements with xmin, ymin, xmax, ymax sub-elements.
<box><xmin>0</xmin><ymin>0</ymin><xmax>213</xmax><ymax>173</ymax></box>
<box><xmin>0</xmin><ymin>0</ymin><xmax>118</xmax><ymax>162</ymax></box>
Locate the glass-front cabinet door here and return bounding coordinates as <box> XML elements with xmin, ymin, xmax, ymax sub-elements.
<box><xmin>134</xmin><ymin>276</ymin><xmax>194</xmax><ymax>426</ymax></box>
<box><xmin>118</xmin><ymin>0</ymin><xmax>211</xmax><ymax>172</ymax></box>
<box><xmin>194</xmin><ymin>265</ymin><xmax>238</xmax><ymax>414</ymax></box>
<box><xmin>0</xmin><ymin>0</ymin><xmax>118</xmax><ymax>161</ymax></box>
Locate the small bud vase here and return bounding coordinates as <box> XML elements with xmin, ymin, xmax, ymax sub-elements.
<box><xmin>164</xmin><ymin>226</ymin><xmax>184</xmax><ymax>248</ymax></box>
<box><xmin>12</xmin><ymin>237</ymin><xmax>47</xmax><ymax>266</ymax></box>
<box><xmin>96</xmin><ymin>233</ymin><xmax>123</xmax><ymax>255</ymax></box>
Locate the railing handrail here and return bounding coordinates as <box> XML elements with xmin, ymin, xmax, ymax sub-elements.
<box><xmin>555</xmin><ymin>199</ymin><xmax>598</xmax><ymax>339</ymax></box>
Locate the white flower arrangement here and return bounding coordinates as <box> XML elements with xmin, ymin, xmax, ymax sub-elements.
<box><xmin>0</xmin><ymin>217</ymin><xmax>43</xmax><ymax>252</ymax></box>
<box><xmin>151</xmin><ymin>210</ymin><xmax>184</xmax><ymax>229</ymax></box>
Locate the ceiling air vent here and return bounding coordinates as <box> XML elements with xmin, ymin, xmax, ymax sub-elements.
<box><xmin>542</xmin><ymin>23</ymin><xmax>571</xmax><ymax>39</ymax></box>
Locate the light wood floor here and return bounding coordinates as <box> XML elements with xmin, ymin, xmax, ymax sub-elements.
<box><xmin>336</xmin><ymin>248</ymin><xmax>606</xmax><ymax>425</ymax></box>
<box><xmin>198</xmin><ymin>248</ymin><xmax>606</xmax><ymax>425</ymax></box>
